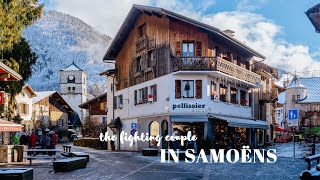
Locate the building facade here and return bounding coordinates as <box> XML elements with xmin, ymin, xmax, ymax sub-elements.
<box><xmin>102</xmin><ymin>5</ymin><xmax>269</xmax><ymax>151</ymax></box>
<box><xmin>60</xmin><ymin>62</ymin><xmax>87</xmax><ymax>123</ymax></box>
<box><xmin>32</xmin><ymin>91</ymin><xmax>75</xmax><ymax>139</ymax></box>
<box><xmin>15</xmin><ymin>85</ymin><xmax>37</xmax><ymax>132</ymax></box>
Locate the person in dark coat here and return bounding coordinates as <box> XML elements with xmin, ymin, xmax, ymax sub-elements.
<box><xmin>19</xmin><ymin>133</ymin><xmax>28</xmax><ymax>145</ymax></box>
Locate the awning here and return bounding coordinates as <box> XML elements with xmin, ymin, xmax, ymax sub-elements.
<box><xmin>212</xmin><ymin>115</ymin><xmax>268</xmax><ymax>129</ymax></box>
<box><xmin>0</xmin><ymin>119</ymin><xmax>23</xmax><ymax>132</ymax></box>
<box><xmin>171</xmin><ymin>115</ymin><xmax>208</xmax><ymax>123</ymax></box>
<box><xmin>107</xmin><ymin>117</ymin><xmax>122</xmax><ymax>128</ymax></box>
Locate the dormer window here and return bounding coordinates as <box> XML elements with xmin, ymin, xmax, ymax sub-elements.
<box><xmin>137</xmin><ymin>23</ymin><xmax>146</xmax><ymax>39</ymax></box>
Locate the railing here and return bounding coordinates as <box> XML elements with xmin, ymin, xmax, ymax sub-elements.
<box><xmin>136</xmin><ymin>35</ymin><xmax>155</xmax><ymax>52</ymax></box>
<box><xmin>172</xmin><ymin>56</ymin><xmax>261</xmax><ymax>84</ymax></box>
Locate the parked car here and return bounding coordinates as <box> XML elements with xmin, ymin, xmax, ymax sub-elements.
<box><xmin>70</xmin><ymin>134</ymin><xmax>78</xmax><ymax>141</ymax></box>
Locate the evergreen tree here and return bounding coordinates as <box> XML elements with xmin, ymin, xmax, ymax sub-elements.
<box><xmin>0</xmin><ymin>0</ymin><xmax>43</xmax><ymax>51</ymax></box>
<box><xmin>0</xmin><ymin>38</ymin><xmax>37</xmax><ymax>119</ymax></box>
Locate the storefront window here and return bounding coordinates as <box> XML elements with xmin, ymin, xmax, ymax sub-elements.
<box><xmin>219</xmin><ymin>84</ymin><xmax>227</xmax><ymax>102</ymax></box>
<box><xmin>149</xmin><ymin>121</ymin><xmax>160</xmax><ymax>147</ymax></box>
<box><xmin>230</xmin><ymin>87</ymin><xmax>237</xmax><ymax>104</ymax></box>
<box><xmin>211</xmin><ymin>81</ymin><xmax>217</xmax><ymax>100</ymax></box>
<box><xmin>182</xmin><ymin>80</ymin><xmax>194</xmax><ymax>98</ymax></box>
<box><xmin>172</xmin><ymin>122</ymin><xmax>204</xmax><ymax>150</ymax></box>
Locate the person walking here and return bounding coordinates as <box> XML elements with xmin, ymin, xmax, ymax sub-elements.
<box><xmin>19</xmin><ymin>133</ymin><xmax>28</xmax><ymax>145</ymax></box>
<box><xmin>172</xmin><ymin>128</ymin><xmax>179</xmax><ymax>151</ymax></box>
<box><xmin>43</xmin><ymin>133</ymin><xmax>51</xmax><ymax>155</ymax></box>
<box><xmin>192</xmin><ymin>128</ymin><xmax>198</xmax><ymax>154</ymax></box>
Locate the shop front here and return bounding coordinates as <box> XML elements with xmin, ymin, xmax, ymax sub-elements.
<box><xmin>170</xmin><ymin>115</ymin><xmax>208</xmax><ymax>151</ymax></box>
<box><xmin>210</xmin><ymin>115</ymin><xmax>269</xmax><ymax>149</ymax></box>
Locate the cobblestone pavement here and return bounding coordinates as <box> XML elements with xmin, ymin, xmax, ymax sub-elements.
<box><xmin>0</xmin><ymin>143</ymin><xmax>306</xmax><ymax>180</ymax></box>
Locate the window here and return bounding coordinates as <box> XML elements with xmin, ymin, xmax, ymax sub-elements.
<box><xmin>297</xmin><ymin>95</ymin><xmax>300</xmax><ymax>100</ymax></box>
<box><xmin>231</xmin><ymin>87</ymin><xmax>237</xmax><ymax>104</ymax></box>
<box><xmin>240</xmin><ymin>90</ymin><xmax>247</xmax><ymax>106</ymax></box>
<box><xmin>100</xmin><ymin>102</ymin><xmax>107</xmax><ymax>111</ymax></box>
<box><xmin>68</xmin><ymin>87</ymin><xmax>71</xmax><ymax>91</ymax></box>
<box><xmin>134</xmin><ymin>85</ymin><xmax>157</xmax><ymax>105</ymax></box>
<box><xmin>219</xmin><ymin>84</ymin><xmax>227</xmax><ymax>102</ymax></box>
<box><xmin>182</xmin><ymin>42</ymin><xmax>194</xmax><ymax>57</ymax></box>
<box><xmin>149</xmin><ymin>121</ymin><xmax>160</xmax><ymax>147</ymax></box>
<box><xmin>72</xmin><ymin>87</ymin><xmax>75</xmax><ymax>91</ymax></box>
<box><xmin>58</xmin><ymin>119</ymin><xmax>64</xmax><ymax>126</ymax></box>
<box><xmin>18</xmin><ymin>103</ymin><xmax>29</xmax><ymax>114</ymax></box>
<box><xmin>182</xmin><ymin>80</ymin><xmax>194</xmax><ymax>98</ymax></box>
<box><xmin>102</xmin><ymin>117</ymin><xmax>106</xmax><ymax>124</ymax></box>
<box><xmin>211</xmin><ymin>81</ymin><xmax>217</xmax><ymax>100</ymax></box>
<box><xmin>116</xmin><ymin>95</ymin><xmax>123</xmax><ymax>109</ymax></box>
<box><xmin>137</xmin><ymin>23</ymin><xmax>146</xmax><ymax>38</ymax></box>
<box><xmin>147</xmin><ymin>51</ymin><xmax>153</xmax><ymax>68</ymax></box>
<box><xmin>292</xmin><ymin>95</ymin><xmax>296</xmax><ymax>102</ymax></box>
<box><xmin>136</xmin><ymin>56</ymin><xmax>141</xmax><ymax>73</ymax></box>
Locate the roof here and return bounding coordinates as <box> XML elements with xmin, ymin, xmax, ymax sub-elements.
<box><xmin>32</xmin><ymin>91</ymin><xmax>56</xmax><ymax>104</ymax></box>
<box><xmin>32</xmin><ymin>91</ymin><xmax>74</xmax><ymax>112</ymax></box>
<box><xmin>99</xmin><ymin>69</ymin><xmax>116</xmax><ymax>76</ymax></box>
<box><xmin>286</xmin><ymin>75</ymin><xmax>306</xmax><ymax>89</ymax></box>
<box><xmin>306</xmin><ymin>3</ymin><xmax>320</xmax><ymax>33</ymax></box>
<box><xmin>61</xmin><ymin>61</ymin><xmax>83</xmax><ymax>71</ymax></box>
<box><xmin>0</xmin><ymin>61</ymin><xmax>23</xmax><ymax>81</ymax></box>
<box><xmin>298</xmin><ymin>77</ymin><xmax>320</xmax><ymax>103</ymax></box>
<box><xmin>79</xmin><ymin>91</ymin><xmax>107</xmax><ymax>109</ymax></box>
<box><xmin>103</xmin><ymin>4</ymin><xmax>265</xmax><ymax>60</ymax></box>
<box><xmin>22</xmin><ymin>84</ymin><xmax>36</xmax><ymax>97</ymax></box>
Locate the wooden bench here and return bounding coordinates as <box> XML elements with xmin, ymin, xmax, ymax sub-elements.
<box><xmin>69</xmin><ymin>152</ymin><xmax>89</xmax><ymax>162</ymax></box>
<box><xmin>300</xmin><ymin>154</ymin><xmax>320</xmax><ymax>179</ymax></box>
<box><xmin>24</xmin><ymin>149</ymin><xmax>61</xmax><ymax>165</ymax></box>
<box><xmin>53</xmin><ymin>157</ymin><xmax>87</xmax><ymax>172</ymax></box>
<box><xmin>0</xmin><ymin>168</ymin><xmax>33</xmax><ymax>180</ymax></box>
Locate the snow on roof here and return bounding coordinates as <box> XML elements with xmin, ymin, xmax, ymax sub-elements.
<box><xmin>286</xmin><ymin>75</ymin><xmax>306</xmax><ymax>89</ymax></box>
<box><xmin>32</xmin><ymin>91</ymin><xmax>56</xmax><ymax>104</ymax></box>
<box><xmin>61</xmin><ymin>61</ymin><xmax>83</xmax><ymax>71</ymax></box>
<box><xmin>298</xmin><ymin>77</ymin><xmax>320</xmax><ymax>103</ymax></box>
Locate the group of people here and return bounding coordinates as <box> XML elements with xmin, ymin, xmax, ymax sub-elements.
<box><xmin>13</xmin><ymin>130</ymin><xmax>58</xmax><ymax>150</ymax></box>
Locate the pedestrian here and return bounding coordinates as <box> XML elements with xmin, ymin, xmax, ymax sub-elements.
<box><xmin>12</xmin><ymin>133</ymin><xmax>19</xmax><ymax>145</ymax></box>
<box><xmin>192</xmin><ymin>128</ymin><xmax>198</xmax><ymax>154</ymax></box>
<box><xmin>28</xmin><ymin>132</ymin><xmax>37</xmax><ymax>149</ymax></box>
<box><xmin>43</xmin><ymin>133</ymin><xmax>51</xmax><ymax>155</ymax></box>
<box><xmin>172</xmin><ymin>128</ymin><xmax>179</xmax><ymax>151</ymax></box>
<box><xmin>19</xmin><ymin>133</ymin><xmax>28</xmax><ymax>145</ymax></box>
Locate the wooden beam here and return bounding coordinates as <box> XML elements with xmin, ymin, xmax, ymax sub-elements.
<box><xmin>0</xmin><ymin>73</ymin><xmax>10</xmax><ymax>78</ymax></box>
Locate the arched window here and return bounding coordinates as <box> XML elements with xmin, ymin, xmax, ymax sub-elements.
<box><xmin>149</xmin><ymin>121</ymin><xmax>160</xmax><ymax>147</ymax></box>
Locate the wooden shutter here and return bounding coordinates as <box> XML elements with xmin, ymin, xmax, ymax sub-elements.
<box><xmin>196</xmin><ymin>80</ymin><xmax>202</xmax><ymax>99</ymax></box>
<box><xmin>153</xmin><ymin>84</ymin><xmax>157</xmax><ymax>102</ymax></box>
<box><xmin>141</xmin><ymin>88</ymin><xmax>145</xmax><ymax>104</ymax></box>
<box><xmin>196</xmin><ymin>41</ymin><xmax>202</xmax><ymax>56</ymax></box>
<box><xmin>134</xmin><ymin>90</ymin><xmax>137</xmax><ymax>105</ymax></box>
<box><xmin>113</xmin><ymin>96</ymin><xmax>116</xmax><ymax>109</ymax></box>
<box><xmin>175</xmin><ymin>41</ymin><xmax>181</xmax><ymax>56</ymax></box>
<box><xmin>175</xmin><ymin>80</ymin><xmax>181</xmax><ymax>99</ymax></box>
<box><xmin>144</xmin><ymin>87</ymin><xmax>148</xmax><ymax>103</ymax></box>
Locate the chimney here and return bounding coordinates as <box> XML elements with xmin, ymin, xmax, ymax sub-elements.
<box><xmin>223</xmin><ymin>29</ymin><xmax>235</xmax><ymax>37</ymax></box>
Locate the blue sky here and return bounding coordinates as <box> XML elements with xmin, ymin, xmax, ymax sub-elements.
<box><xmin>41</xmin><ymin>0</ymin><xmax>320</xmax><ymax>72</ymax></box>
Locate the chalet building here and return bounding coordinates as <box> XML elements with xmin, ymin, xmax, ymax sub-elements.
<box><xmin>32</xmin><ymin>91</ymin><xmax>78</xmax><ymax>140</ymax></box>
<box><xmin>278</xmin><ymin>76</ymin><xmax>320</xmax><ymax>134</ymax></box>
<box><xmin>252</xmin><ymin>62</ymin><xmax>279</xmax><ymax>145</ymax></box>
<box><xmin>79</xmin><ymin>91</ymin><xmax>107</xmax><ymax>126</ymax></box>
<box><xmin>102</xmin><ymin>5</ymin><xmax>270</xmax><ymax>151</ymax></box>
<box><xmin>15</xmin><ymin>85</ymin><xmax>37</xmax><ymax>132</ymax></box>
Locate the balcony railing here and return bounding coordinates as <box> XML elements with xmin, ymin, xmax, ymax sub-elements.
<box><xmin>172</xmin><ymin>56</ymin><xmax>261</xmax><ymax>85</ymax></box>
<box><xmin>258</xmin><ymin>91</ymin><xmax>271</xmax><ymax>103</ymax></box>
<box><xmin>136</xmin><ymin>35</ymin><xmax>155</xmax><ymax>52</ymax></box>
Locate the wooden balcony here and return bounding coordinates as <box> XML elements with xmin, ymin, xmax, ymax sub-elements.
<box><xmin>136</xmin><ymin>35</ymin><xmax>155</xmax><ymax>52</ymax></box>
<box><xmin>271</xmin><ymin>88</ymin><xmax>279</xmax><ymax>99</ymax></box>
<box><xmin>258</xmin><ymin>91</ymin><xmax>271</xmax><ymax>104</ymax></box>
<box><xmin>172</xmin><ymin>56</ymin><xmax>261</xmax><ymax>85</ymax></box>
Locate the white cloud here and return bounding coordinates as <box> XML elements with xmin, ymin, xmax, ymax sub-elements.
<box><xmin>201</xmin><ymin>11</ymin><xmax>320</xmax><ymax>73</ymax></box>
<box><xmin>46</xmin><ymin>0</ymin><xmax>320</xmax><ymax>73</ymax></box>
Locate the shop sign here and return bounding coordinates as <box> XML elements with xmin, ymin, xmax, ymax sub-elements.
<box><xmin>131</xmin><ymin>123</ymin><xmax>137</xmax><ymax>129</ymax></box>
<box><xmin>172</xmin><ymin>103</ymin><xmax>205</xmax><ymax>110</ymax></box>
<box><xmin>0</xmin><ymin>92</ymin><xmax>4</xmax><ymax>105</ymax></box>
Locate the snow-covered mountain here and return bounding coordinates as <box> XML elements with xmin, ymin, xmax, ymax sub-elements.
<box><xmin>23</xmin><ymin>10</ymin><xmax>113</xmax><ymax>93</ymax></box>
